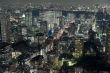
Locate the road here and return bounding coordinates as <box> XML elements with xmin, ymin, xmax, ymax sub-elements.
<box><xmin>25</xmin><ymin>20</ymin><xmax>74</xmax><ymax>66</ymax></box>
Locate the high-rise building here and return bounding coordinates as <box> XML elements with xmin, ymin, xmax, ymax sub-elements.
<box><xmin>74</xmin><ymin>37</ymin><xmax>83</xmax><ymax>58</ymax></box>
<box><xmin>106</xmin><ymin>23</ymin><xmax>110</xmax><ymax>58</ymax></box>
<box><xmin>40</xmin><ymin>21</ymin><xmax>48</xmax><ymax>34</ymax></box>
<box><xmin>21</xmin><ymin>8</ymin><xmax>40</xmax><ymax>42</ymax></box>
<box><xmin>0</xmin><ymin>21</ymin><xmax>1</xmax><ymax>41</ymax></box>
<box><xmin>0</xmin><ymin>10</ymin><xmax>11</xmax><ymax>42</ymax></box>
<box><xmin>96</xmin><ymin>8</ymin><xmax>110</xmax><ymax>48</ymax></box>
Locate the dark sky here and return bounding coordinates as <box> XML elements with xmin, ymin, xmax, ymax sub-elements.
<box><xmin>0</xmin><ymin>0</ymin><xmax>110</xmax><ymax>8</ymax></box>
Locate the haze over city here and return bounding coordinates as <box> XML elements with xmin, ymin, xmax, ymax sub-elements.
<box><xmin>0</xmin><ymin>0</ymin><xmax>110</xmax><ymax>8</ymax></box>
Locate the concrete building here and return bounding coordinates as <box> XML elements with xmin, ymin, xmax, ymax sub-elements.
<box><xmin>0</xmin><ymin>9</ymin><xmax>11</xmax><ymax>42</ymax></box>
<box><xmin>106</xmin><ymin>23</ymin><xmax>110</xmax><ymax>61</ymax></box>
<box><xmin>95</xmin><ymin>8</ymin><xmax>110</xmax><ymax>48</ymax></box>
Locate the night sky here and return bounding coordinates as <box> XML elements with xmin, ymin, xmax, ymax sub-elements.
<box><xmin>0</xmin><ymin>0</ymin><xmax>110</xmax><ymax>8</ymax></box>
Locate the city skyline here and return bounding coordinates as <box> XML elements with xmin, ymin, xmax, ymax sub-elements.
<box><xmin>0</xmin><ymin>0</ymin><xmax>110</xmax><ymax>73</ymax></box>
<box><xmin>0</xmin><ymin>0</ymin><xmax>110</xmax><ymax>8</ymax></box>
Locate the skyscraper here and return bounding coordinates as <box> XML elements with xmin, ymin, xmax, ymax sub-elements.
<box><xmin>0</xmin><ymin>10</ymin><xmax>11</xmax><ymax>42</ymax></box>
<box><xmin>106</xmin><ymin>23</ymin><xmax>110</xmax><ymax>59</ymax></box>
<box><xmin>0</xmin><ymin>21</ymin><xmax>1</xmax><ymax>41</ymax></box>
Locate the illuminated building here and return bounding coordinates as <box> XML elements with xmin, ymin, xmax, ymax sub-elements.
<box><xmin>20</xmin><ymin>7</ymin><xmax>41</xmax><ymax>42</ymax></box>
<box><xmin>0</xmin><ymin>42</ymin><xmax>12</xmax><ymax>66</ymax></box>
<box><xmin>39</xmin><ymin>21</ymin><xmax>48</xmax><ymax>34</ymax></box>
<box><xmin>74</xmin><ymin>37</ymin><xmax>83</xmax><ymax>58</ymax></box>
<box><xmin>95</xmin><ymin>8</ymin><xmax>110</xmax><ymax>48</ymax></box>
<box><xmin>0</xmin><ymin>9</ymin><xmax>11</xmax><ymax>42</ymax></box>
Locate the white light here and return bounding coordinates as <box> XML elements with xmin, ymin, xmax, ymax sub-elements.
<box><xmin>22</xmin><ymin>14</ymin><xmax>25</xmax><ymax>18</ymax></box>
<box><xmin>103</xmin><ymin>47</ymin><xmax>106</xmax><ymax>52</ymax></box>
<box><xmin>78</xmin><ymin>7</ymin><xmax>82</xmax><ymax>10</ymax></box>
<box><xmin>15</xmin><ymin>10</ymin><xmax>20</xmax><ymax>13</ymax></box>
<box><xmin>68</xmin><ymin>61</ymin><xmax>73</xmax><ymax>66</ymax></box>
<box><xmin>87</xmin><ymin>7</ymin><xmax>90</xmax><ymax>10</ymax></box>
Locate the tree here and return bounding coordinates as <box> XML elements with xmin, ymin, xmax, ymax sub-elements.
<box><xmin>83</xmin><ymin>29</ymin><xmax>102</xmax><ymax>56</ymax></box>
<box><xmin>30</xmin><ymin>55</ymin><xmax>44</xmax><ymax>68</ymax></box>
<box><xmin>59</xmin><ymin>53</ymin><xmax>74</xmax><ymax>60</ymax></box>
<box><xmin>0</xmin><ymin>42</ymin><xmax>10</xmax><ymax>50</ymax></box>
<box><xmin>75</xmin><ymin>55</ymin><xmax>110</xmax><ymax>72</ymax></box>
<box><xmin>60</xmin><ymin>36</ymin><xmax>72</xmax><ymax>52</ymax></box>
<box><xmin>59</xmin><ymin>61</ymin><xmax>70</xmax><ymax>73</ymax></box>
<box><xmin>29</xmin><ymin>42</ymin><xmax>41</xmax><ymax>53</ymax></box>
<box><xmin>17</xmin><ymin>64</ymin><xmax>30</xmax><ymax>73</ymax></box>
<box><xmin>74</xmin><ymin>29</ymin><xmax>110</xmax><ymax>73</ymax></box>
<box><xmin>11</xmin><ymin>40</ymin><xmax>30</xmax><ymax>53</ymax></box>
<box><xmin>17</xmin><ymin>53</ymin><xmax>30</xmax><ymax>65</ymax></box>
<box><xmin>0</xmin><ymin>42</ymin><xmax>11</xmax><ymax>72</ymax></box>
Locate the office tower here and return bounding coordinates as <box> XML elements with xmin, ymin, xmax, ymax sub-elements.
<box><xmin>40</xmin><ymin>21</ymin><xmax>48</xmax><ymax>34</ymax></box>
<box><xmin>0</xmin><ymin>21</ymin><xmax>1</xmax><ymax>41</ymax></box>
<box><xmin>23</xmin><ymin>8</ymin><xmax>40</xmax><ymax>42</ymax></box>
<box><xmin>96</xmin><ymin>8</ymin><xmax>110</xmax><ymax>48</ymax></box>
<box><xmin>106</xmin><ymin>23</ymin><xmax>110</xmax><ymax>59</ymax></box>
<box><xmin>0</xmin><ymin>10</ymin><xmax>11</xmax><ymax>42</ymax></box>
